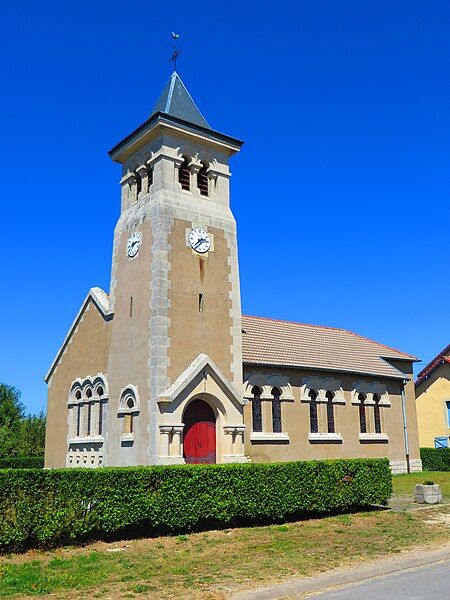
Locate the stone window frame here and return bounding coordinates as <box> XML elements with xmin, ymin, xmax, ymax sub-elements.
<box><xmin>351</xmin><ymin>382</ymin><xmax>390</xmax><ymax>442</ymax></box>
<box><xmin>67</xmin><ymin>375</ymin><xmax>108</xmax><ymax>443</ymax></box>
<box><xmin>118</xmin><ymin>386</ymin><xmax>140</xmax><ymax>442</ymax></box>
<box><xmin>244</xmin><ymin>373</ymin><xmax>293</xmax><ymax>443</ymax></box>
<box><xmin>300</xmin><ymin>377</ymin><xmax>345</xmax><ymax>443</ymax></box>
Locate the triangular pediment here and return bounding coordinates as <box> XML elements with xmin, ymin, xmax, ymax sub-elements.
<box><xmin>158</xmin><ymin>353</ymin><xmax>245</xmax><ymax>407</ymax></box>
<box><xmin>44</xmin><ymin>287</ymin><xmax>112</xmax><ymax>383</ymax></box>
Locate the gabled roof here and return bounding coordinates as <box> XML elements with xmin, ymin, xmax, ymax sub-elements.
<box><xmin>415</xmin><ymin>343</ymin><xmax>450</xmax><ymax>387</ymax></box>
<box><xmin>150</xmin><ymin>71</ymin><xmax>210</xmax><ymax>129</ymax></box>
<box><xmin>158</xmin><ymin>353</ymin><xmax>245</xmax><ymax>406</ymax></box>
<box><xmin>44</xmin><ymin>288</ymin><xmax>111</xmax><ymax>383</ymax></box>
<box><xmin>242</xmin><ymin>315</ymin><xmax>417</xmax><ymax>380</ymax></box>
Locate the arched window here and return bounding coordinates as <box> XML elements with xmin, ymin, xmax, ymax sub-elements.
<box><xmin>124</xmin><ymin>397</ymin><xmax>134</xmax><ymax>435</ymax></box>
<box><xmin>178</xmin><ymin>156</ymin><xmax>190</xmax><ymax>191</ymax></box>
<box><xmin>326</xmin><ymin>391</ymin><xmax>335</xmax><ymax>433</ymax></box>
<box><xmin>251</xmin><ymin>386</ymin><xmax>262</xmax><ymax>432</ymax></box>
<box><xmin>134</xmin><ymin>169</ymin><xmax>142</xmax><ymax>197</ymax></box>
<box><xmin>76</xmin><ymin>402</ymin><xmax>82</xmax><ymax>437</ymax></box>
<box><xmin>272</xmin><ymin>387</ymin><xmax>282</xmax><ymax>433</ymax></box>
<box><xmin>309</xmin><ymin>389</ymin><xmax>318</xmax><ymax>433</ymax></box>
<box><xmin>373</xmin><ymin>394</ymin><xmax>382</xmax><ymax>433</ymax></box>
<box><xmin>85</xmin><ymin>389</ymin><xmax>92</xmax><ymax>436</ymax></box>
<box><xmin>358</xmin><ymin>393</ymin><xmax>367</xmax><ymax>433</ymax></box>
<box><xmin>96</xmin><ymin>386</ymin><xmax>104</xmax><ymax>436</ymax></box>
<box><xmin>197</xmin><ymin>162</ymin><xmax>209</xmax><ymax>196</ymax></box>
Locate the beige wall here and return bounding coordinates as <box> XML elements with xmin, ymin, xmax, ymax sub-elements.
<box><xmin>243</xmin><ymin>364</ymin><xmax>420</xmax><ymax>466</ymax></box>
<box><xmin>167</xmin><ymin>220</ymin><xmax>233</xmax><ymax>383</ymax></box>
<box><xmin>44</xmin><ymin>300</ymin><xmax>111</xmax><ymax>468</ymax></box>
<box><xmin>105</xmin><ymin>219</ymin><xmax>153</xmax><ymax>466</ymax></box>
<box><xmin>416</xmin><ymin>363</ymin><xmax>450</xmax><ymax>447</ymax></box>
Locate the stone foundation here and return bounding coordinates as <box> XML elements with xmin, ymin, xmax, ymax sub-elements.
<box><xmin>389</xmin><ymin>458</ymin><xmax>422</xmax><ymax>474</ymax></box>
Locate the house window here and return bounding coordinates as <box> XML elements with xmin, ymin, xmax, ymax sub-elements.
<box><xmin>326</xmin><ymin>391</ymin><xmax>335</xmax><ymax>433</ymax></box>
<box><xmin>272</xmin><ymin>387</ymin><xmax>282</xmax><ymax>433</ymax></box>
<box><xmin>197</xmin><ymin>162</ymin><xmax>209</xmax><ymax>196</ymax></box>
<box><xmin>98</xmin><ymin>400</ymin><xmax>103</xmax><ymax>436</ymax></box>
<box><xmin>76</xmin><ymin>403</ymin><xmax>82</xmax><ymax>437</ymax></box>
<box><xmin>178</xmin><ymin>156</ymin><xmax>190</xmax><ymax>190</ymax></box>
<box><xmin>358</xmin><ymin>393</ymin><xmax>367</xmax><ymax>433</ymax></box>
<box><xmin>446</xmin><ymin>401</ymin><xmax>450</xmax><ymax>428</ymax></box>
<box><xmin>309</xmin><ymin>389</ymin><xmax>318</xmax><ymax>433</ymax></box>
<box><xmin>373</xmin><ymin>394</ymin><xmax>382</xmax><ymax>433</ymax></box>
<box><xmin>251</xmin><ymin>386</ymin><xmax>262</xmax><ymax>432</ymax></box>
<box><xmin>124</xmin><ymin>397</ymin><xmax>134</xmax><ymax>435</ymax></box>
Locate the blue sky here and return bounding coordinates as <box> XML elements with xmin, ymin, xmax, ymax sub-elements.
<box><xmin>1</xmin><ymin>1</ymin><xmax>449</xmax><ymax>414</ymax></box>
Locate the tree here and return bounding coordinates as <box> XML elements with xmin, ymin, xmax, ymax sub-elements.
<box><xmin>16</xmin><ymin>413</ymin><xmax>46</xmax><ymax>457</ymax></box>
<box><xmin>0</xmin><ymin>383</ymin><xmax>24</xmax><ymax>429</ymax></box>
<box><xmin>0</xmin><ymin>384</ymin><xmax>45</xmax><ymax>458</ymax></box>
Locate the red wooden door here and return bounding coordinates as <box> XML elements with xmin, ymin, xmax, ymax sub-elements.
<box><xmin>183</xmin><ymin>400</ymin><xmax>216</xmax><ymax>464</ymax></box>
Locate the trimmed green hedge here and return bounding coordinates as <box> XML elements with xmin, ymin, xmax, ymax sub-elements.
<box><xmin>420</xmin><ymin>447</ymin><xmax>450</xmax><ymax>471</ymax></box>
<box><xmin>0</xmin><ymin>458</ymin><xmax>391</xmax><ymax>552</ymax></box>
<box><xmin>0</xmin><ymin>456</ymin><xmax>44</xmax><ymax>469</ymax></box>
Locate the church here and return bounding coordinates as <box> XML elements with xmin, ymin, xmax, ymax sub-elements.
<box><xmin>44</xmin><ymin>71</ymin><xmax>422</xmax><ymax>474</ymax></box>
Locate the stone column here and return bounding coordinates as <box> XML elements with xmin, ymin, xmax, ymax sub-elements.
<box><xmin>172</xmin><ymin>425</ymin><xmax>184</xmax><ymax>458</ymax></box>
<box><xmin>223</xmin><ymin>426</ymin><xmax>235</xmax><ymax>457</ymax></box>
<box><xmin>234</xmin><ymin>426</ymin><xmax>245</xmax><ymax>456</ymax></box>
<box><xmin>91</xmin><ymin>401</ymin><xmax>100</xmax><ymax>438</ymax></box>
<box><xmin>189</xmin><ymin>159</ymin><xmax>202</xmax><ymax>196</ymax></box>
<box><xmin>120</xmin><ymin>172</ymin><xmax>136</xmax><ymax>210</ymax></box>
<box><xmin>136</xmin><ymin>165</ymin><xmax>149</xmax><ymax>197</ymax></box>
<box><xmin>159</xmin><ymin>425</ymin><xmax>172</xmax><ymax>458</ymax></box>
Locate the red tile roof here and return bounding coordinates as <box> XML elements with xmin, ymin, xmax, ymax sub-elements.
<box><xmin>242</xmin><ymin>315</ymin><xmax>417</xmax><ymax>380</ymax></box>
<box><xmin>415</xmin><ymin>343</ymin><xmax>450</xmax><ymax>387</ymax></box>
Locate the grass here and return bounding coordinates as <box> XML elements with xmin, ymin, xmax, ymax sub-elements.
<box><xmin>0</xmin><ymin>472</ymin><xmax>449</xmax><ymax>599</ymax></box>
<box><xmin>392</xmin><ymin>471</ymin><xmax>450</xmax><ymax>500</ymax></box>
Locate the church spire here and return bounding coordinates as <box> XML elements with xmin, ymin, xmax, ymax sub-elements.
<box><xmin>150</xmin><ymin>71</ymin><xmax>211</xmax><ymax>129</ymax></box>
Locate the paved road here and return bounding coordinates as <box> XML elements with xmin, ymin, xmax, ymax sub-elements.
<box><xmin>305</xmin><ymin>559</ymin><xmax>450</xmax><ymax>599</ymax></box>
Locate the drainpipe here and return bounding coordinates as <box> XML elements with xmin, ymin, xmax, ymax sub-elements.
<box><xmin>400</xmin><ymin>378</ymin><xmax>411</xmax><ymax>474</ymax></box>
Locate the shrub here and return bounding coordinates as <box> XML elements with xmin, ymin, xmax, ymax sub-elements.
<box><xmin>420</xmin><ymin>447</ymin><xmax>450</xmax><ymax>472</ymax></box>
<box><xmin>0</xmin><ymin>458</ymin><xmax>392</xmax><ymax>553</ymax></box>
<box><xmin>0</xmin><ymin>456</ymin><xmax>44</xmax><ymax>469</ymax></box>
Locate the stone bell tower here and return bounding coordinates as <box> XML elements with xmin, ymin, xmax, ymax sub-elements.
<box><xmin>104</xmin><ymin>71</ymin><xmax>246</xmax><ymax>466</ymax></box>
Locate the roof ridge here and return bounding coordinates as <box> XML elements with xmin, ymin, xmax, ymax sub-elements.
<box><xmin>242</xmin><ymin>314</ymin><xmax>416</xmax><ymax>360</ymax></box>
<box><xmin>416</xmin><ymin>342</ymin><xmax>450</xmax><ymax>384</ymax></box>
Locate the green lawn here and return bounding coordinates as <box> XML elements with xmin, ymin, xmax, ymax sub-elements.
<box><xmin>392</xmin><ymin>471</ymin><xmax>450</xmax><ymax>500</ymax></box>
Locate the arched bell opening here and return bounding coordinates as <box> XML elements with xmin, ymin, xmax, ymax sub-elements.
<box><xmin>183</xmin><ymin>398</ymin><xmax>216</xmax><ymax>464</ymax></box>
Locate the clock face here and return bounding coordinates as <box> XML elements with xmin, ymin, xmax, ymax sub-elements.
<box><xmin>189</xmin><ymin>228</ymin><xmax>211</xmax><ymax>254</ymax></box>
<box><xmin>126</xmin><ymin>232</ymin><xmax>141</xmax><ymax>258</ymax></box>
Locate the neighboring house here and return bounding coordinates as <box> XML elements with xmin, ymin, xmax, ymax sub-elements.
<box><xmin>44</xmin><ymin>71</ymin><xmax>422</xmax><ymax>474</ymax></box>
<box><xmin>415</xmin><ymin>344</ymin><xmax>450</xmax><ymax>448</ymax></box>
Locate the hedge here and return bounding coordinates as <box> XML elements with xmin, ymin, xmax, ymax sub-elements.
<box><xmin>0</xmin><ymin>458</ymin><xmax>391</xmax><ymax>552</ymax></box>
<box><xmin>0</xmin><ymin>456</ymin><xmax>44</xmax><ymax>469</ymax></box>
<box><xmin>420</xmin><ymin>447</ymin><xmax>450</xmax><ymax>471</ymax></box>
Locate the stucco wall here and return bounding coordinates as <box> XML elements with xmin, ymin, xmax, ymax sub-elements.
<box><xmin>44</xmin><ymin>300</ymin><xmax>111</xmax><ymax>468</ymax></box>
<box><xmin>167</xmin><ymin>220</ymin><xmax>233</xmax><ymax>383</ymax></box>
<box><xmin>243</xmin><ymin>364</ymin><xmax>419</xmax><ymax>466</ymax></box>
<box><xmin>416</xmin><ymin>363</ymin><xmax>450</xmax><ymax>447</ymax></box>
<box><xmin>104</xmin><ymin>219</ymin><xmax>153</xmax><ymax>466</ymax></box>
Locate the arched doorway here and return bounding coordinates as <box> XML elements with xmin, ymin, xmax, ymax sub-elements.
<box><xmin>183</xmin><ymin>399</ymin><xmax>216</xmax><ymax>464</ymax></box>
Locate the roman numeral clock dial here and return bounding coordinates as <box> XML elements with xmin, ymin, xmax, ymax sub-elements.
<box><xmin>189</xmin><ymin>228</ymin><xmax>211</xmax><ymax>254</ymax></box>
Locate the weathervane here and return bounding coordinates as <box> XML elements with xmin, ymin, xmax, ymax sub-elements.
<box><xmin>169</xmin><ymin>32</ymin><xmax>181</xmax><ymax>71</ymax></box>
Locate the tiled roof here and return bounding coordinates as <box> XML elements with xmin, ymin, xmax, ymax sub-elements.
<box><xmin>242</xmin><ymin>315</ymin><xmax>417</xmax><ymax>380</ymax></box>
<box><xmin>150</xmin><ymin>71</ymin><xmax>210</xmax><ymax>129</ymax></box>
<box><xmin>415</xmin><ymin>343</ymin><xmax>450</xmax><ymax>387</ymax></box>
